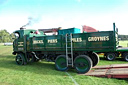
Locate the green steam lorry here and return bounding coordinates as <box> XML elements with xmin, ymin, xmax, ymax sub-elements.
<box><xmin>12</xmin><ymin>23</ymin><xmax>121</xmax><ymax>73</ymax></box>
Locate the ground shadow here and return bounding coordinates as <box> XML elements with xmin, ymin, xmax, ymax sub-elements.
<box><xmin>118</xmin><ymin>78</ymin><xmax>128</xmax><ymax>82</ymax></box>
<box><xmin>99</xmin><ymin>57</ymin><xmax>106</xmax><ymax>60</ymax></box>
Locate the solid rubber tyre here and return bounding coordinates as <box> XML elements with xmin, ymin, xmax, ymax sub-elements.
<box><xmin>74</xmin><ymin>55</ymin><xmax>92</xmax><ymax>74</ymax></box>
<box><xmin>16</xmin><ymin>53</ymin><xmax>24</xmax><ymax>65</ymax></box>
<box><xmin>90</xmin><ymin>52</ymin><xmax>100</xmax><ymax>67</ymax></box>
<box><xmin>55</xmin><ymin>55</ymin><xmax>68</xmax><ymax>71</ymax></box>
<box><xmin>27</xmin><ymin>53</ymin><xmax>36</xmax><ymax>63</ymax></box>
<box><xmin>123</xmin><ymin>53</ymin><xmax>128</xmax><ymax>61</ymax></box>
<box><xmin>106</xmin><ymin>53</ymin><xmax>116</xmax><ymax>61</ymax></box>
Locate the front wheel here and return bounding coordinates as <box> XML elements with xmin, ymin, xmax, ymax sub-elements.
<box><xmin>55</xmin><ymin>55</ymin><xmax>68</xmax><ymax>71</ymax></box>
<box><xmin>74</xmin><ymin>55</ymin><xmax>92</xmax><ymax>74</ymax></box>
<box><xmin>16</xmin><ymin>53</ymin><xmax>24</xmax><ymax>65</ymax></box>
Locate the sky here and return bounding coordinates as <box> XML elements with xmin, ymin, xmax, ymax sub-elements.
<box><xmin>0</xmin><ymin>0</ymin><xmax>128</xmax><ymax>34</ymax></box>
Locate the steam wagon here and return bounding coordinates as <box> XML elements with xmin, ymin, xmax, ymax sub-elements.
<box><xmin>12</xmin><ymin>24</ymin><xmax>117</xmax><ymax>73</ymax></box>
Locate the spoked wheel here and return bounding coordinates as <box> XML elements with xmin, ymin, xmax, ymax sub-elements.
<box><xmin>55</xmin><ymin>55</ymin><xmax>68</xmax><ymax>71</ymax></box>
<box><xmin>123</xmin><ymin>53</ymin><xmax>128</xmax><ymax>61</ymax></box>
<box><xmin>16</xmin><ymin>53</ymin><xmax>24</xmax><ymax>65</ymax></box>
<box><xmin>90</xmin><ymin>52</ymin><xmax>99</xmax><ymax>67</ymax></box>
<box><xmin>106</xmin><ymin>53</ymin><xmax>116</xmax><ymax>61</ymax></box>
<box><xmin>74</xmin><ymin>55</ymin><xmax>92</xmax><ymax>74</ymax></box>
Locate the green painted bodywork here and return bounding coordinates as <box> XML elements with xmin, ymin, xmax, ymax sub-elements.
<box><xmin>13</xmin><ymin>30</ymin><xmax>115</xmax><ymax>53</ymax></box>
<box><xmin>13</xmin><ymin>29</ymin><xmax>45</xmax><ymax>52</ymax></box>
<box><xmin>13</xmin><ymin>23</ymin><xmax>128</xmax><ymax>55</ymax></box>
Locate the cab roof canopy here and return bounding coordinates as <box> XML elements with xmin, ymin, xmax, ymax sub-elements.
<box><xmin>14</xmin><ymin>29</ymin><xmax>37</xmax><ymax>38</ymax></box>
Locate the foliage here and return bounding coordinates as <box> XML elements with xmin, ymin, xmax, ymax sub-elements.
<box><xmin>119</xmin><ymin>40</ymin><xmax>128</xmax><ymax>47</ymax></box>
<box><xmin>0</xmin><ymin>29</ymin><xmax>15</xmax><ymax>43</ymax></box>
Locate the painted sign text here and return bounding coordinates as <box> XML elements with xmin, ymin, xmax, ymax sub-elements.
<box><xmin>88</xmin><ymin>36</ymin><xmax>109</xmax><ymax>41</ymax></box>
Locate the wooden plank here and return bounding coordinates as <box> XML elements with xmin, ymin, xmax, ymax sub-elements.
<box><xmin>106</xmin><ymin>68</ymin><xmax>128</xmax><ymax>75</ymax></box>
<box><xmin>106</xmin><ymin>68</ymin><xmax>128</xmax><ymax>78</ymax></box>
<box><xmin>111</xmin><ymin>64</ymin><xmax>128</xmax><ymax>68</ymax></box>
<box><xmin>93</xmin><ymin>64</ymin><xmax>128</xmax><ymax>69</ymax></box>
<box><xmin>85</xmin><ymin>64</ymin><xmax>128</xmax><ymax>78</ymax></box>
<box><xmin>84</xmin><ymin>69</ymin><xmax>108</xmax><ymax>77</ymax></box>
<box><xmin>92</xmin><ymin>65</ymin><xmax>110</xmax><ymax>69</ymax></box>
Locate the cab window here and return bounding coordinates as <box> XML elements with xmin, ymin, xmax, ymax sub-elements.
<box><xmin>14</xmin><ymin>33</ymin><xmax>20</xmax><ymax>39</ymax></box>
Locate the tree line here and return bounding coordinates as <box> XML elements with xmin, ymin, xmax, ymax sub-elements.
<box><xmin>0</xmin><ymin>29</ymin><xmax>128</xmax><ymax>43</ymax></box>
<box><xmin>0</xmin><ymin>29</ymin><xmax>15</xmax><ymax>43</ymax></box>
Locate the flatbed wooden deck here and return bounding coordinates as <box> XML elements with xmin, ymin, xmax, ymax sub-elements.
<box><xmin>84</xmin><ymin>64</ymin><xmax>128</xmax><ymax>78</ymax></box>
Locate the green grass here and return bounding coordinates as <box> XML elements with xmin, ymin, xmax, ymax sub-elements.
<box><xmin>0</xmin><ymin>45</ymin><xmax>128</xmax><ymax>85</ymax></box>
<box><xmin>119</xmin><ymin>40</ymin><xmax>128</xmax><ymax>47</ymax></box>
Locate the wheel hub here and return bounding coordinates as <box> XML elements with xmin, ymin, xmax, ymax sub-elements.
<box><xmin>108</xmin><ymin>54</ymin><xmax>114</xmax><ymax>60</ymax></box>
<box><xmin>78</xmin><ymin>62</ymin><xmax>87</xmax><ymax>67</ymax></box>
<box><xmin>17</xmin><ymin>58</ymin><xmax>20</xmax><ymax>61</ymax></box>
<box><xmin>16</xmin><ymin>54</ymin><xmax>24</xmax><ymax>65</ymax></box>
<box><xmin>61</xmin><ymin>62</ymin><xmax>66</xmax><ymax>66</ymax></box>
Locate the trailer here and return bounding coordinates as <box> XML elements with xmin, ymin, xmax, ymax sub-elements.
<box><xmin>12</xmin><ymin>23</ymin><xmax>120</xmax><ymax>74</ymax></box>
<box><xmin>96</xmin><ymin>23</ymin><xmax>128</xmax><ymax>61</ymax></box>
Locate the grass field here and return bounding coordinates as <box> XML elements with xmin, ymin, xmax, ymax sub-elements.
<box><xmin>0</xmin><ymin>45</ymin><xmax>128</xmax><ymax>85</ymax></box>
<box><xmin>119</xmin><ymin>40</ymin><xmax>128</xmax><ymax>47</ymax></box>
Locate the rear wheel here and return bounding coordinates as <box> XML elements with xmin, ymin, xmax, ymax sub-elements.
<box><xmin>27</xmin><ymin>53</ymin><xmax>36</xmax><ymax>63</ymax></box>
<box><xmin>123</xmin><ymin>53</ymin><xmax>128</xmax><ymax>61</ymax></box>
<box><xmin>55</xmin><ymin>55</ymin><xmax>68</xmax><ymax>71</ymax></box>
<box><xmin>106</xmin><ymin>53</ymin><xmax>116</xmax><ymax>61</ymax></box>
<box><xmin>90</xmin><ymin>52</ymin><xmax>99</xmax><ymax>67</ymax></box>
<box><xmin>74</xmin><ymin>55</ymin><xmax>92</xmax><ymax>74</ymax></box>
<box><xmin>16</xmin><ymin>53</ymin><xmax>24</xmax><ymax>65</ymax></box>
